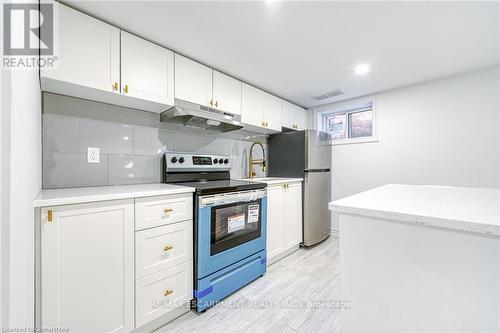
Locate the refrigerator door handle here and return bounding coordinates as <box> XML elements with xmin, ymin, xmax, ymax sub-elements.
<box><xmin>304</xmin><ymin>169</ymin><xmax>330</xmax><ymax>173</ymax></box>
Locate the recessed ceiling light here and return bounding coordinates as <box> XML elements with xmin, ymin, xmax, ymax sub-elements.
<box><xmin>354</xmin><ymin>63</ymin><xmax>371</xmax><ymax>75</ymax></box>
<box><xmin>265</xmin><ymin>0</ymin><xmax>281</xmax><ymax>8</ymax></box>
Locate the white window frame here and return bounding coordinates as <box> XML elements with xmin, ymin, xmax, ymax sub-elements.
<box><xmin>318</xmin><ymin>98</ymin><xmax>378</xmax><ymax>145</ymax></box>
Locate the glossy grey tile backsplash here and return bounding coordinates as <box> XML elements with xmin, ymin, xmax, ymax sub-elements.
<box><xmin>42</xmin><ymin>93</ymin><xmax>267</xmax><ymax>189</ymax></box>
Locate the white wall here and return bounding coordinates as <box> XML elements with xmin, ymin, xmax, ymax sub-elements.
<box><xmin>0</xmin><ymin>69</ymin><xmax>42</xmax><ymax>327</ymax></box>
<box><xmin>0</xmin><ymin>69</ymin><xmax>10</xmax><ymax>328</ymax></box>
<box><xmin>312</xmin><ymin>66</ymin><xmax>500</xmax><ymax>231</ymax></box>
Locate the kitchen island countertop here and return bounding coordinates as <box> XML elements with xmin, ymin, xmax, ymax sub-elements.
<box><xmin>329</xmin><ymin>184</ymin><xmax>500</xmax><ymax>236</ymax></box>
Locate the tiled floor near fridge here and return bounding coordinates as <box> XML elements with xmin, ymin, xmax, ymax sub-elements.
<box><xmin>159</xmin><ymin>236</ymin><xmax>340</xmax><ymax>333</ymax></box>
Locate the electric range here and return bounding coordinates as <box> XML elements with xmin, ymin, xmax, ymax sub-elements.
<box><xmin>163</xmin><ymin>152</ymin><xmax>267</xmax><ymax>312</ymax></box>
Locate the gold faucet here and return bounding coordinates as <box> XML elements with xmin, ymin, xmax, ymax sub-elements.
<box><xmin>248</xmin><ymin>142</ymin><xmax>266</xmax><ymax>178</ymax></box>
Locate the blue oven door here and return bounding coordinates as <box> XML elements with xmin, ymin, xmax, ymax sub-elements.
<box><xmin>197</xmin><ymin>189</ymin><xmax>267</xmax><ymax>279</ymax></box>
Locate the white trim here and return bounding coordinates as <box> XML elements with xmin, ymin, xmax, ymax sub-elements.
<box><xmin>331</xmin><ymin>136</ymin><xmax>379</xmax><ymax>146</ymax></box>
<box><xmin>330</xmin><ymin>228</ymin><xmax>339</xmax><ymax>237</ymax></box>
<box><xmin>316</xmin><ymin>96</ymin><xmax>379</xmax><ymax>146</ymax></box>
<box><xmin>267</xmin><ymin>245</ymin><xmax>300</xmax><ymax>266</ymax></box>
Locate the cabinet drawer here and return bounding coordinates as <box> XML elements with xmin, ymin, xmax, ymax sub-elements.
<box><xmin>135</xmin><ymin>193</ymin><xmax>192</xmax><ymax>230</ymax></box>
<box><xmin>136</xmin><ymin>261</ymin><xmax>193</xmax><ymax>327</ymax></box>
<box><xmin>136</xmin><ymin>221</ymin><xmax>193</xmax><ymax>279</ymax></box>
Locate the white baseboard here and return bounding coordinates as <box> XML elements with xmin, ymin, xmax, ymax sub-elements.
<box><xmin>267</xmin><ymin>245</ymin><xmax>300</xmax><ymax>266</ymax></box>
<box><xmin>330</xmin><ymin>228</ymin><xmax>339</xmax><ymax>237</ymax></box>
<box><xmin>134</xmin><ymin>304</ymin><xmax>190</xmax><ymax>333</ymax></box>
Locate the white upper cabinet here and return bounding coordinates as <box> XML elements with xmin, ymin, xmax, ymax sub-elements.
<box><xmin>295</xmin><ymin>106</ymin><xmax>306</xmax><ymax>130</ymax></box>
<box><xmin>262</xmin><ymin>92</ymin><xmax>282</xmax><ymax>131</ymax></box>
<box><xmin>282</xmin><ymin>100</ymin><xmax>306</xmax><ymax>130</ymax></box>
<box><xmin>282</xmin><ymin>101</ymin><xmax>295</xmax><ymax>130</ymax></box>
<box><xmin>241</xmin><ymin>83</ymin><xmax>265</xmax><ymax>127</ymax></box>
<box><xmin>174</xmin><ymin>54</ymin><xmax>213</xmax><ymax>107</ymax></box>
<box><xmin>41</xmin><ymin>3</ymin><xmax>175</xmax><ymax>113</ymax></box>
<box><xmin>212</xmin><ymin>71</ymin><xmax>242</xmax><ymax>115</ymax></box>
<box><xmin>121</xmin><ymin>31</ymin><xmax>174</xmax><ymax>106</ymax></box>
<box><xmin>241</xmin><ymin>84</ymin><xmax>281</xmax><ymax>132</ymax></box>
<box><xmin>41</xmin><ymin>2</ymin><xmax>120</xmax><ymax>94</ymax></box>
<box><xmin>175</xmin><ymin>55</ymin><xmax>242</xmax><ymax>115</ymax></box>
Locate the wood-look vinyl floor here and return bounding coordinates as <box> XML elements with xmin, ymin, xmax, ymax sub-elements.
<box><xmin>158</xmin><ymin>236</ymin><xmax>340</xmax><ymax>333</ymax></box>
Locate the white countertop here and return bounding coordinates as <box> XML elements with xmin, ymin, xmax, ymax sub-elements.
<box><xmin>34</xmin><ymin>183</ymin><xmax>195</xmax><ymax>207</ymax></box>
<box><xmin>329</xmin><ymin>184</ymin><xmax>500</xmax><ymax>237</ymax></box>
<box><xmin>238</xmin><ymin>177</ymin><xmax>303</xmax><ymax>185</ymax></box>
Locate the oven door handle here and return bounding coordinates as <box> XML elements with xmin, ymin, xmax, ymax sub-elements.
<box><xmin>199</xmin><ymin>190</ymin><xmax>266</xmax><ymax>208</ymax></box>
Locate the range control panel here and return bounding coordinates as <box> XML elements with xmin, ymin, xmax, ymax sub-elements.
<box><xmin>165</xmin><ymin>152</ymin><xmax>231</xmax><ymax>171</ymax></box>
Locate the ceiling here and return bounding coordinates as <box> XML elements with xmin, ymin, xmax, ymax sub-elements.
<box><xmin>66</xmin><ymin>1</ymin><xmax>499</xmax><ymax>108</ymax></box>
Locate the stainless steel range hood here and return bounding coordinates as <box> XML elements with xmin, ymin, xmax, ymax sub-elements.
<box><xmin>160</xmin><ymin>99</ymin><xmax>244</xmax><ymax>132</ymax></box>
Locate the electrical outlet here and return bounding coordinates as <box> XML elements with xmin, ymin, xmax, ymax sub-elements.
<box><xmin>87</xmin><ymin>147</ymin><xmax>100</xmax><ymax>164</ymax></box>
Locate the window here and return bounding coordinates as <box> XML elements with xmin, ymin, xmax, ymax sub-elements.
<box><xmin>348</xmin><ymin>110</ymin><xmax>373</xmax><ymax>138</ymax></box>
<box><xmin>321</xmin><ymin>101</ymin><xmax>377</xmax><ymax>145</ymax></box>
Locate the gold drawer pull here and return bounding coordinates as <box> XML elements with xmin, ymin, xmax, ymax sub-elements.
<box><xmin>47</xmin><ymin>210</ymin><xmax>53</xmax><ymax>222</ymax></box>
<box><xmin>123</xmin><ymin>84</ymin><xmax>129</xmax><ymax>93</ymax></box>
<box><xmin>164</xmin><ymin>289</ymin><xmax>174</xmax><ymax>296</ymax></box>
<box><xmin>164</xmin><ymin>208</ymin><xmax>173</xmax><ymax>213</ymax></box>
<box><xmin>113</xmin><ymin>82</ymin><xmax>118</xmax><ymax>91</ymax></box>
<box><xmin>164</xmin><ymin>245</ymin><xmax>173</xmax><ymax>251</ymax></box>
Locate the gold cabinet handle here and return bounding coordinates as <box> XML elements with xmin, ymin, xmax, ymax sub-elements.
<box><xmin>47</xmin><ymin>210</ymin><xmax>53</xmax><ymax>222</ymax></box>
<box><xmin>164</xmin><ymin>208</ymin><xmax>173</xmax><ymax>213</ymax></box>
<box><xmin>265</xmin><ymin>122</ymin><xmax>269</xmax><ymax>127</ymax></box>
<box><xmin>123</xmin><ymin>84</ymin><xmax>129</xmax><ymax>93</ymax></box>
<box><xmin>113</xmin><ymin>82</ymin><xmax>118</xmax><ymax>91</ymax></box>
<box><xmin>164</xmin><ymin>245</ymin><xmax>173</xmax><ymax>251</ymax></box>
<box><xmin>215</xmin><ymin>101</ymin><xmax>218</xmax><ymax>108</ymax></box>
<box><xmin>261</xmin><ymin>121</ymin><xmax>265</xmax><ymax>127</ymax></box>
<box><xmin>209</xmin><ymin>99</ymin><xmax>213</xmax><ymax>107</ymax></box>
<box><xmin>164</xmin><ymin>289</ymin><xmax>174</xmax><ymax>296</ymax></box>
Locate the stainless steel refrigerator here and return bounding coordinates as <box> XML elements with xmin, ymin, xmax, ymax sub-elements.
<box><xmin>268</xmin><ymin>129</ymin><xmax>332</xmax><ymax>246</ymax></box>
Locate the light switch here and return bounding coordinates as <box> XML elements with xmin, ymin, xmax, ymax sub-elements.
<box><xmin>87</xmin><ymin>147</ymin><xmax>100</xmax><ymax>163</ymax></box>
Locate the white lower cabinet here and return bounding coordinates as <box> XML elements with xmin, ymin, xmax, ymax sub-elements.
<box><xmin>136</xmin><ymin>261</ymin><xmax>193</xmax><ymax>327</ymax></box>
<box><xmin>40</xmin><ymin>200</ymin><xmax>135</xmax><ymax>333</ymax></box>
<box><xmin>38</xmin><ymin>193</ymin><xmax>193</xmax><ymax>333</ymax></box>
<box><xmin>267</xmin><ymin>185</ymin><xmax>286</xmax><ymax>259</ymax></box>
<box><xmin>136</xmin><ymin>221</ymin><xmax>193</xmax><ymax>278</ymax></box>
<box><xmin>266</xmin><ymin>181</ymin><xmax>303</xmax><ymax>264</ymax></box>
<box><xmin>135</xmin><ymin>193</ymin><xmax>193</xmax><ymax>231</ymax></box>
<box><xmin>284</xmin><ymin>182</ymin><xmax>303</xmax><ymax>248</ymax></box>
